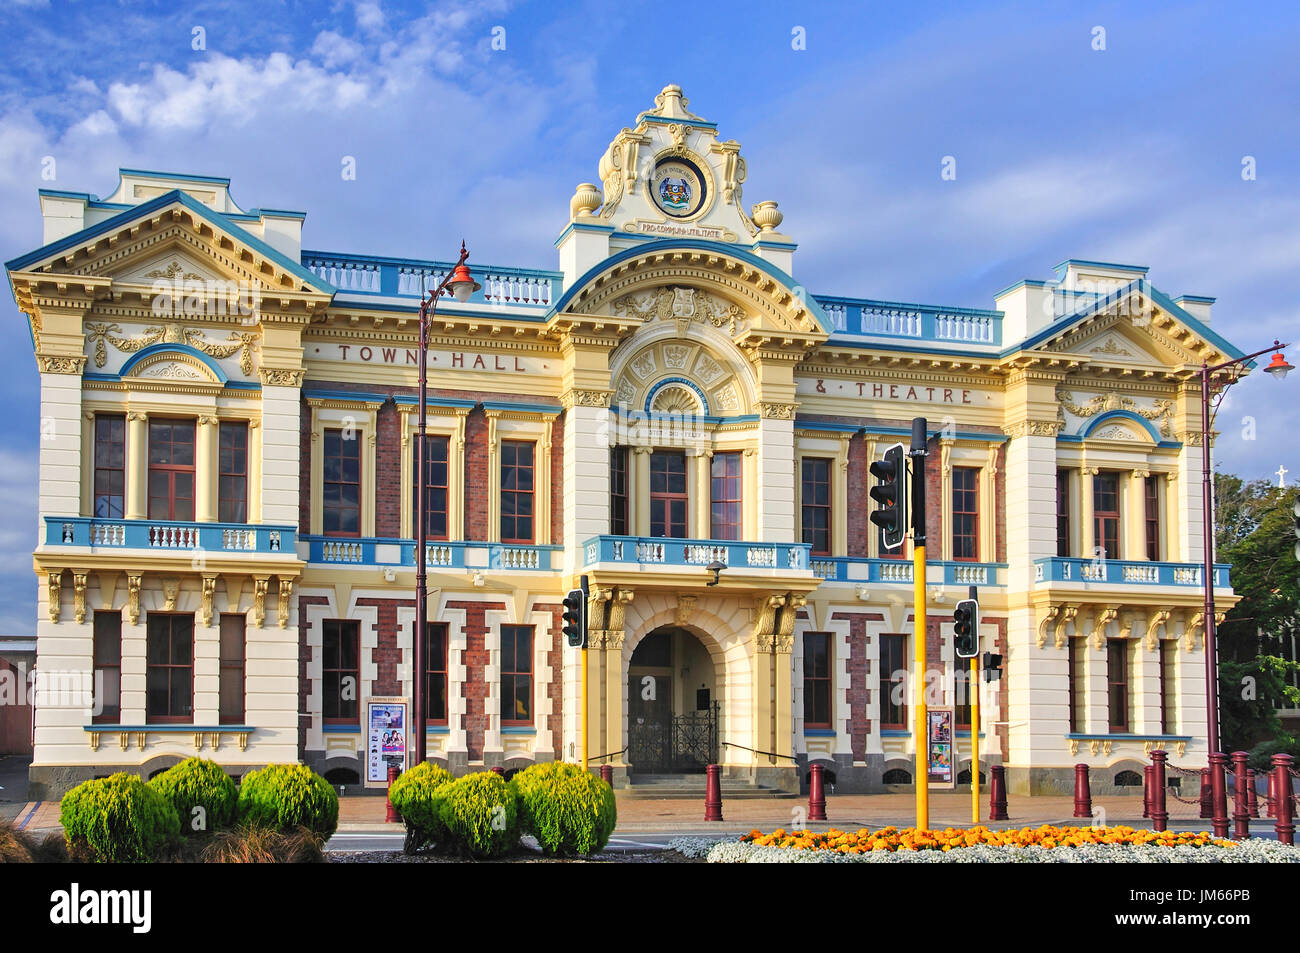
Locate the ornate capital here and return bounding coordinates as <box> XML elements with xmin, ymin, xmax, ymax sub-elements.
<box><xmin>252</xmin><ymin>577</ymin><xmax>269</xmax><ymax>628</ymax></box>
<box><xmin>1002</xmin><ymin>419</ymin><xmax>1062</xmax><ymax>439</ymax></box>
<box><xmin>201</xmin><ymin>575</ymin><xmax>217</xmax><ymax>628</ymax></box>
<box><xmin>47</xmin><ymin>571</ymin><xmax>63</xmax><ymax>623</ymax></box>
<box><xmin>126</xmin><ymin>573</ymin><xmax>142</xmax><ymax>626</ymax></box>
<box><xmin>278</xmin><ymin>578</ymin><xmax>293</xmax><ymax>629</ymax></box>
<box><xmin>560</xmin><ymin>388</ymin><xmax>613</xmax><ymax>409</ymax></box>
<box><xmin>760</xmin><ymin>401</ymin><xmax>797</xmax><ymax>420</ymax></box>
<box><xmin>258</xmin><ymin>367</ymin><xmax>304</xmax><ymax>387</ymax></box>
<box><xmin>73</xmin><ymin>571</ymin><xmax>88</xmax><ymax>624</ymax></box>
<box><xmin>36</xmin><ymin>354</ymin><xmax>87</xmax><ymax>375</ymax></box>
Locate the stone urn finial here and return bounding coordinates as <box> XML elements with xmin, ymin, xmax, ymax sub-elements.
<box><xmin>570</xmin><ymin>182</ymin><xmax>603</xmax><ymax>219</ymax></box>
<box><xmin>751</xmin><ymin>200</ymin><xmax>783</xmax><ymax>232</ymax></box>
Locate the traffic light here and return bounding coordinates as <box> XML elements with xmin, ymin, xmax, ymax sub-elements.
<box><xmin>869</xmin><ymin>442</ymin><xmax>908</xmax><ymax>551</ymax></box>
<box><xmin>982</xmin><ymin>651</ymin><xmax>1003</xmax><ymax>683</ymax></box>
<box><xmin>562</xmin><ymin>586</ymin><xmax>586</xmax><ymax>649</ymax></box>
<box><xmin>953</xmin><ymin>597</ymin><xmax>979</xmax><ymax>658</ymax></box>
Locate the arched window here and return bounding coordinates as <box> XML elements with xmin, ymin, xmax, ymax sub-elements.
<box><xmin>882</xmin><ymin>768</ymin><xmax>911</xmax><ymax>785</ymax></box>
<box><xmin>1114</xmin><ymin>770</ymin><xmax>1143</xmax><ymax>787</ymax></box>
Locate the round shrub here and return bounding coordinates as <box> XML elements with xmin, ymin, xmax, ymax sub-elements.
<box><xmin>388</xmin><ymin>762</ymin><xmax>455</xmax><ymax>853</ymax></box>
<box><xmin>438</xmin><ymin>771</ymin><xmax>520</xmax><ymax>858</ymax></box>
<box><xmin>148</xmin><ymin>758</ymin><xmax>238</xmax><ymax>836</ymax></box>
<box><xmin>511</xmin><ymin>762</ymin><xmax>617</xmax><ymax>855</ymax></box>
<box><xmin>237</xmin><ymin>764</ymin><xmax>339</xmax><ymax>838</ymax></box>
<box><xmin>60</xmin><ymin>772</ymin><xmax>180</xmax><ymax>863</ymax></box>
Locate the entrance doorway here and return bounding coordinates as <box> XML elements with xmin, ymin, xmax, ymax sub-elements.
<box><xmin>626</xmin><ymin>627</ymin><xmax>717</xmax><ymax>774</ymax></box>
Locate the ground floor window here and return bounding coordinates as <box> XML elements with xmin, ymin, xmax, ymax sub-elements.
<box><xmin>426</xmin><ymin>622</ymin><xmax>449</xmax><ymax>725</ymax></box>
<box><xmin>802</xmin><ymin>632</ymin><xmax>831</xmax><ymax>728</ymax></box>
<box><xmin>146</xmin><ymin>613</ymin><xmax>193</xmax><ymax>723</ymax></box>
<box><xmin>93</xmin><ymin>610</ymin><xmax>121</xmax><ymax>724</ymax></box>
<box><xmin>219</xmin><ymin>614</ymin><xmax>245</xmax><ymax>724</ymax></box>
<box><xmin>500</xmin><ymin>625</ymin><xmax>533</xmax><ymax>725</ymax></box>
<box><xmin>322</xmin><ymin>619</ymin><xmax>360</xmax><ymax>723</ymax></box>
<box><xmin>878</xmin><ymin>634</ymin><xmax>907</xmax><ymax>729</ymax></box>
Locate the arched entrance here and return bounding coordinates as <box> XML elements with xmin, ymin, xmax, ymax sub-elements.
<box><xmin>626</xmin><ymin>626</ymin><xmax>718</xmax><ymax>774</ymax></box>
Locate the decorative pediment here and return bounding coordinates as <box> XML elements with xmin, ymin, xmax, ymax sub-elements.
<box><xmin>118</xmin><ymin>343</ymin><xmax>227</xmax><ymax>388</ymax></box>
<box><xmin>610</xmin><ymin>332</ymin><xmax>756</xmax><ymax>417</ymax></box>
<box><xmin>113</xmin><ymin>252</ymin><xmax>222</xmax><ymax>286</ymax></box>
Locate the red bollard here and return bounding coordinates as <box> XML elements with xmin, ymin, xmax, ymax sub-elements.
<box><xmin>490</xmin><ymin>766</ymin><xmax>504</xmax><ymax>776</ymax></box>
<box><xmin>988</xmin><ymin>764</ymin><xmax>1009</xmax><ymax>821</ymax></box>
<box><xmin>704</xmin><ymin>763</ymin><xmax>723</xmax><ymax>822</ymax></box>
<box><xmin>599</xmin><ymin>764</ymin><xmax>613</xmax><ymax>787</ymax></box>
<box><xmin>1209</xmin><ymin>752</ymin><xmax>1230</xmax><ymax>838</ymax></box>
<box><xmin>1267</xmin><ymin>769</ymin><xmax>1277</xmax><ymax>819</ymax></box>
<box><xmin>1142</xmin><ymin>764</ymin><xmax>1153</xmax><ymax>818</ymax></box>
<box><xmin>808</xmin><ymin>763</ymin><xmax>827</xmax><ymax>821</ymax></box>
<box><xmin>1247</xmin><ymin>769</ymin><xmax>1260</xmax><ymax>819</ymax></box>
<box><xmin>1199</xmin><ymin>767</ymin><xmax>1213</xmax><ymax>818</ymax></box>
<box><xmin>385</xmin><ymin>763</ymin><xmax>401</xmax><ymax>823</ymax></box>
<box><xmin>1273</xmin><ymin>754</ymin><xmax>1295</xmax><ymax>846</ymax></box>
<box><xmin>1231</xmin><ymin>751</ymin><xmax>1251</xmax><ymax>840</ymax></box>
<box><xmin>1149</xmin><ymin>749</ymin><xmax>1169</xmax><ymax>832</ymax></box>
<box><xmin>1072</xmin><ymin>763</ymin><xmax>1092</xmax><ymax>819</ymax></box>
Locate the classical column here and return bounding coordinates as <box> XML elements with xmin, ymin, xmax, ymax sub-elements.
<box><xmin>633</xmin><ymin>447</ymin><xmax>651</xmax><ymax>537</ymax></box>
<box><xmin>939</xmin><ymin>439</ymin><xmax>955</xmax><ymax>561</ymax></box>
<box><xmin>1080</xmin><ymin>467</ymin><xmax>1097</xmax><ymax>559</ymax></box>
<box><xmin>126</xmin><ymin>411</ymin><xmax>148</xmax><ymax>520</ymax></box>
<box><xmin>742</xmin><ymin>447</ymin><xmax>759</xmax><ymax>541</ymax></box>
<box><xmin>685</xmin><ymin>449</ymin><xmax>701</xmax><ymax>539</ymax></box>
<box><xmin>1127</xmin><ymin>470</ymin><xmax>1150</xmax><ymax>561</ymax></box>
<box><xmin>692</xmin><ymin>448</ymin><xmax>712</xmax><ymax>539</ymax></box>
<box><xmin>195</xmin><ymin>415</ymin><xmax>218</xmax><ymax>522</ymax></box>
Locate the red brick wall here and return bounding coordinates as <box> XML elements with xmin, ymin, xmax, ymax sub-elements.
<box><xmin>357</xmin><ymin>597</ymin><xmax>414</xmax><ymax>696</ymax></box>
<box><xmin>299</xmin><ymin>401</ymin><xmax>313</xmax><ymax>535</ymax></box>
<box><xmin>463</xmin><ymin>408</ymin><xmax>489</xmax><ymax>541</ymax></box>
<box><xmin>550</xmin><ymin>410</ymin><xmax>565</xmax><ymax>545</ymax></box>
<box><xmin>832</xmin><ymin>610</ymin><xmax>884</xmax><ymax>760</ymax></box>
<box><xmin>446</xmin><ymin>600</ymin><xmax>504</xmax><ymax>761</ymax></box>
<box><xmin>994</xmin><ymin>443</ymin><xmax>1007</xmax><ymax>563</ymax></box>
<box><xmin>924</xmin><ymin>435</ymin><xmax>943</xmax><ymax>552</ymax></box>
<box><xmin>374</xmin><ymin>402</ymin><xmax>402</xmax><ymax>538</ymax></box>
<box><xmin>533</xmin><ymin>601</ymin><xmax>564</xmax><ymax>758</ymax></box>
<box><xmin>846</xmin><ymin>433</ymin><xmax>868</xmax><ymax>557</ymax></box>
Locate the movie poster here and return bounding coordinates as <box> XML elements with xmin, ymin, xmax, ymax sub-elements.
<box><xmin>366</xmin><ymin>698</ymin><xmax>408</xmax><ymax>785</ymax></box>
<box><xmin>927</xmin><ymin>708</ymin><xmax>955</xmax><ymax>787</ymax></box>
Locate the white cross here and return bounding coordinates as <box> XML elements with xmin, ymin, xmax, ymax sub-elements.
<box><xmin>1277</xmin><ymin>465</ymin><xmax>1290</xmax><ymax>488</ymax></box>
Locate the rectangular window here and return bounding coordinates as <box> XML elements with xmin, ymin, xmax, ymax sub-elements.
<box><xmin>322</xmin><ymin>620</ymin><xmax>360</xmax><ymax>724</ymax></box>
<box><xmin>610</xmin><ymin>447</ymin><xmax>628</xmax><ymax>537</ymax></box>
<box><xmin>414</xmin><ymin>435</ymin><xmax>450</xmax><ymax>540</ymax></box>
<box><xmin>801</xmin><ymin>457</ymin><xmax>832</xmax><ymax>556</ymax></box>
<box><xmin>1145</xmin><ymin>475</ymin><xmax>1161</xmax><ymax>561</ymax></box>
<box><xmin>426</xmin><ymin>622</ymin><xmax>449</xmax><ymax>725</ymax></box>
<box><xmin>93</xmin><ymin>414</ymin><xmax>126</xmax><ymax>519</ymax></box>
<box><xmin>93</xmin><ymin>610</ymin><xmax>121</xmax><ymax>724</ymax></box>
<box><xmin>218</xmin><ymin>614</ymin><xmax>246</xmax><ymax>725</ymax></box>
<box><xmin>951</xmin><ymin>466</ymin><xmax>979</xmax><ymax>561</ymax></box>
<box><xmin>1107</xmin><ymin>638</ymin><xmax>1129</xmax><ymax>732</ymax></box>
<box><xmin>649</xmin><ymin>450</ymin><xmax>688</xmax><ymax>539</ymax></box>
<box><xmin>710</xmin><ymin>451</ymin><xmax>743</xmax><ymax>541</ymax></box>
<box><xmin>802</xmin><ymin>632</ymin><xmax>831</xmax><ymax>729</ymax></box>
<box><xmin>500</xmin><ymin>440</ymin><xmax>535</xmax><ymax>543</ymax></box>
<box><xmin>500</xmin><ymin>625</ymin><xmax>533</xmax><ymax>725</ymax></box>
<box><xmin>1056</xmin><ymin>469</ymin><xmax>1071</xmax><ymax>558</ymax></box>
<box><xmin>1093</xmin><ymin>472</ymin><xmax>1120</xmax><ymax>559</ymax></box>
<box><xmin>955</xmin><ymin>662</ymin><xmax>973</xmax><ymax>730</ymax></box>
<box><xmin>148</xmin><ymin>419</ymin><xmax>196</xmax><ymax>521</ymax></box>
<box><xmin>322</xmin><ymin>428</ymin><xmax>361</xmax><ymax>537</ymax></box>
<box><xmin>1068</xmin><ymin>638</ymin><xmax>1084</xmax><ymax>733</ymax></box>
<box><xmin>878</xmin><ymin>634</ymin><xmax>907</xmax><ymax>729</ymax></box>
<box><xmin>218</xmin><ymin>421</ymin><xmax>248</xmax><ymax>523</ymax></box>
<box><xmin>1160</xmin><ymin>639</ymin><xmax>1176</xmax><ymax>734</ymax></box>
<box><xmin>146</xmin><ymin>613</ymin><xmax>193</xmax><ymax>723</ymax></box>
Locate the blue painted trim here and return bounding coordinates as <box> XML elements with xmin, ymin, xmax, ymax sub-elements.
<box><xmin>85</xmin><ymin>724</ymin><xmax>254</xmax><ymax>732</ymax></box>
<box><xmin>792</xmin><ymin>419</ymin><xmax>1009</xmax><ymax>443</ymax></box>
<box><xmin>583</xmin><ymin>534</ymin><xmax>814</xmax><ymax>573</ymax></box>
<box><xmin>992</xmin><ymin>278</ymin><xmax>1053</xmax><ymax>298</ymax></box>
<box><xmin>752</xmin><ymin>238</ymin><xmax>798</xmax><ymax>250</ymax></box>
<box><xmin>643</xmin><ymin>376</ymin><xmax>710</xmax><ymax>415</ymax></box>
<box><xmin>248</xmin><ymin>207</ymin><xmax>307</xmax><ymax>219</ymax></box>
<box><xmin>480</xmin><ymin>399</ymin><xmax>563</xmax><ymax>414</ymax></box>
<box><xmin>325</xmin><ymin>296</ymin><xmax>553</xmax><ymax>320</ymax></box>
<box><xmin>500</xmin><ymin>726</ymin><xmax>536</xmax><ymax>734</ymax></box>
<box><xmin>803</xmin><ymin>729</ymin><xmax>837</xmax><ymax>737</ymax></box>
<box><xmin>814</xmin><ymin>294</ymin><xmax>1002</xmax><ymax>320</ymax></box>
<box><xmin>1078</xmin><ymin>409</ymin><xmax>1164</xmax><ymax>443</ymax></box>
<box><xmin>881</xmin><ymin>730</ymin><xmax>910</xmax><ymax>737</ymax></box>
<box><xmin>118</xmin><ymin>167</ymin><xmax>232</xmax><ymax>186</ymax></box>
<box><xmin>611</xmin><ymin>408</ymin><xmax>761</xmax><ymax>426</ymax></box>
<box><xmin>301</xmin><ymin>249</ymin><xmax>562</xmax><ymax>280</ymax></box>
<box><xmin>1174</xmin><ymin>294</ymin><xmax>1216</xmax><ymax>305</ymax></box>
<box><xmin>550</xmin><ymin>239</ymin><xmax>833</xmax><ymax>334</ymax></box>
<box><xmin>636</xmin><ymin>114</ymin><xmax>718</xmax><ymax>130</ymax></box>
<box><xmin>223</xmin><ymin>380</ymin><xmax>261</xmax><ymax>391</ymax></box>
<box><xmin>1053</xmin><ymin>258</ymin><xmax>1149</xmax><ymax>278</ymax></box>
<box><xmin>119</xmin><ymin>342</ymin><xmax>229</xmax><ymax>383</ymax></box>
<box><xmin>1065</xmin><ymin>733</ymin><xmax>1191</xmax><ymax>742</ymax></box>
<box><xmin>821</xmin><ymin>336</ymin><xmax>1000</xmax><ymax>355</ymax></box>
<box><xmin>553</xmin><ymin>221</ymin><xmax>615</xmax><ymax>247</ymax></box>
<box><xmin>48</xmin><ymin>516</ymin><xmax>297</xmax><ymax>554</ymax></box>
<box><xmin>38</xmin><ymin>189</ymin><xmax>95</xmax><ymax>201</ymax></box>
<box><xmin>391</xmin><ymin>395</ymin><xmax>478</xmax><ymax>409</ymax></box>
<box><xmin>301</xmin><ymin>387</ymin><xmax>390</xmax><ymax>404</ymax></box>
<box><xmin>323</xmin><ymin>724</ymin><xmax>362</xmax><ymax>733</ymax></box>
<box><xmin>1035</xmin><ymin>556</ymin><xmax>1231</xmax><ymax>588</ymax></box>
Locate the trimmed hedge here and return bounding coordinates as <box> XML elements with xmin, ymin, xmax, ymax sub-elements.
<box><xmin>60</xmin><ymin>773</ymin><xmax>181</xmax><ymax>863</ymax></box>
<box><xmin>148</xmin><ymin>758</ymin><xmax>238</xmax><ymax>835</ymax></box>
<box><xmin>237</xmin><ymin>764</ymin><xmax>339</xmax><ymax>838</ymax></box>
<box><xmin>439</xmin><ymin>771</ymin><xmax>520</xmax><ymax>858</ymax></box>
<box><xmin>388</xmin><ymin>762</ymin><xmax>455</xmax><ymax>853</ymax></box>
<box><xmin>511</xmin><ymin>762</ymin><xmax>617</xmax><ymax>855</ymax></box>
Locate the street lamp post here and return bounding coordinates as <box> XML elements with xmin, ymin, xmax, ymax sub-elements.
<box><xmin>413</xmin><ymin>242</ymin><xmax>480</xmax><ymax>768</ymax></box>
<box><xmin>1199</xmin><ymin>339</ymin><xmax>1292</xmax><ymax>756</ymax></box>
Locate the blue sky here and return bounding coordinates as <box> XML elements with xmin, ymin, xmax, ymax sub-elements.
<box><xmin>0</xmin><ymin>0</ymin><xmax>1297</xmax><ymax>632</ymax></box>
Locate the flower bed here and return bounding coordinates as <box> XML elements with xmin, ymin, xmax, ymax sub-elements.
<box><xmin>670</xmin><ymin>826</ymin><xmax>1300</xmax><ymax>864</ymax></box>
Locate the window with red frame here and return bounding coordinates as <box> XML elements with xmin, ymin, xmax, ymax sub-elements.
<box><xmin>803</xmin><ymin>632</ymin><xmax>831</xmax><ymax>728</ymax></box>
<box><xmin>1056</xmin><ymin>469</ymin><xmax>1071</xmax><ymax>557</ymax></box>
<box><xmin>1107</xmin><ymin>638</ymin><xmax>1129</xmax><ymax>732</ymax></box>
<box><xmin>218</xmin><ymin>421</ymin><xmax>248</xmax><ymax>523</ymax></box>
<box><xmin>425</xmin><ymin>622</ymin><xmax>449</xmax><ymax>725</ymax></box>
<box><xmin>1093</xmin><ymin>472</ymin><xmax>1120</xmax><ymax>559</ymax></box>
<box><xmin>649</xmin><ymin>450</ymin><xmax>688</xmax><ymax>538</ymax></box>
<box><xmin>146</xmin><ymin>613</ymin><xmax>193</xmax><ymax>723</ymax></box>
<box><xmin>500</xmin><ymin>441</ymin><xmax>535</xmax><ymax>543</ymax></box>
<box><xmin>218</xmin><ymin>614</ymin><xmax>245</xmax><ymax>725</ymax></box>
<box><xmin>1145</xmin><ymin>475</ymin><xmax>1162</xmax><ymax>561</ymax></box>
<box><xmin>500</xmin><ymin>625</ymin><xmax>533</xmax><ymax>725</ymax></box>
<box><xmin>1068</xmin><ymin>637</ymin><xmax>1084</xmax><ymax>733</ymax></box>
<box><xmin>414</xmin><ymin>435</ymin><xmax>450</xmax><ymax>539</ymax></box>
<box><xmin>1160</xmin><ymin>638</ymin><xmax>1176</xmax><ymax>734</ymax></box>
<box><xmin>93</xmin><ymin>610</ymin><xmax>121</xmax><ymax>724</ymax></box>
<box><xmin>801</xmin><ymin>457</ymin><xmax>831</xmax><ymax>556</ymax></box>
<box><xmin>322</xmin><ymin>620</ymin><xmax>360</xmax><ymax>723</ymax></box>
<box><xmin>951</xmin><ymin>466</ymin><xmax>979</xmax><ymax>561</ymax></box>
<box><xmin>93</xmin><ymin>414</ymin><xmax>125</xmax><ymax>519</ymax></box>
<box><xmin>710</xmin><ymin>451</ymin><xmax>742</xmax><ymax>540</ymax></box>
<box><xmin>322</xmin><ymin>428</ymin><xmax>361</xmax><ymax>536</ymax></box>
<box><xmin>148</xmin><ymin>419</ymin><xmax>196</xmax><ymax>521</ymax></box>
<box><xmin>878</xmin><ymin>634</ymin><xmax>907</xmax><ymax>729</ymax></box>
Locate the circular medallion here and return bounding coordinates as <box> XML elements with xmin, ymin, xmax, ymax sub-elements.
<box><xmin>651</xmin><ymin>157</ymin><xmax>707</xmax><ymax>219</ymax></box>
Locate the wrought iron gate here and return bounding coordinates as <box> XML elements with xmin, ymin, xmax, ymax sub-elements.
<box><xmin>628</xmin><ymin>702</ymin><xmax>719</xmax><ymax>773</ymax></box>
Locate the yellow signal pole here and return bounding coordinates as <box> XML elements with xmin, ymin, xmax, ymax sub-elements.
<box><xmin>913</xmin><ymin>539</ymin><xmax>928</xmax><ymax>832</ymax></box>
<box><xmin>581</xmin><ymin>645</ymin><xmax>589</xmax><ymax>770</ymax></box>
<box><xmin>971</xmin><ymin>655</ymin><xmax>980</xmax><ymax>825</ymax></box>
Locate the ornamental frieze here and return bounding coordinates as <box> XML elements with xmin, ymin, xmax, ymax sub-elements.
<box><xmin>612</xmin><ymin>285</ymin><xmax>744</xmax><ymax>331</ymax></box>
<box><xmin>83</xmin><ymin>322</ymin><xmax>261</xmax><ymax>375</ymax></box>
<box><xmin>1056</xmin><ymin>386</ymin><xmax>1174</xmax><ymax>437</ymax></box>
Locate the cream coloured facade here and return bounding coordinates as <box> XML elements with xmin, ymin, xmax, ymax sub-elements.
<box><xmin>9</xmin><ymin>86</ymin><xmax>1241</xmax><ymax>798</ymax></box>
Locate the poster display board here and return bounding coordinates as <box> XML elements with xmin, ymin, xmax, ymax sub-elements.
<box><xmin>926</xmin><ymin>708</ymin><xmax>956</xmax><ymax>788</ymax></box>
<box><xmin>366</xmin><ymin>697</ymin><xmax>408</xmax><ymax>787</ymax></box>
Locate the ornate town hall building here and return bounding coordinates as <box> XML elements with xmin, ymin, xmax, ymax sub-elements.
<box><xmin>9</xmin><ymin>86</ymin><xmax>1241</xmax><ymax>798</ymax></box>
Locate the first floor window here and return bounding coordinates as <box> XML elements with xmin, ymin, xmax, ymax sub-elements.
<box><xmin>1056</xmin><ymin>469</ymin><xmax>1071</xmax><ymax>557</ymax></box>
<box><xmin>322</xmin><ymin>620</ymin><xmax>360</xmax><ymax>723</ymax></box>
<box><xmin>148</xmin><ymin>418</ymin><xmax>196</xmax><ymax>521</ymax></box>
<box><xmin>219</xmin><ymin>614</ymin><xmax>246</xmax><ymax>724</ymax></box>
<box><xmin>146</xmin><ymin>613</ymin><xmax>193</xmax><ymax>723</ymax></box>
<box><xmin>803</xmin><ymin>632</ymin><xmax>831</xmax><ymax>728</ymax></box>
<box><xmin>1093</xmin><ymin>472</ymin><xmax>1120</xmax><ymax>559</ymax></box>
<box><xmin>610</xmin><ymin>447</ymin><xmax>628</xmax><ymax>536</ymax></box>
<box><xmin>801</xmin><ymin>457</ymin><xmax>832</xmax><ymax>556</ymax></box>
<box><xmin>414</xmin><ymin>435</ymin><xmax>450</xmax><ymax>539</ymax></box>
<box><xmin>1160</xmin><ymin>639</ymin><xmax>1177</xmax><ymax>734</ymax></box>
<box><xmin>500</xmin><ymin>440</ymin><xmax>536</xmax><ymax>543</ymax></box>
<box><xmin>1145</xmin><ymin>475</ymin><xmax>1162</xmax><ymax>561</ymax></box>
<box><xmin>878</xmin><ymin>634</ymin><xmax>907</xmax><ymax>729</ymax></box>
<box><xmin>1107</xmin><ymin>638</ymin><xmax>1129</xmax><ymax>732</ymax></box>
<box><xmin>500</xmin><ymin>625</ymin><xmax>533</xmax><ymax>725</ymax></box>
<box><xmin>649</xmin><ymin>450</ymin><xmax>688</xmax><ymax>539</ymax></box>
<box><xmin>710</xmin><ymin>451</ymin><xmax>742</xmax><ymax>540</ymax></box>
<box><xmin>94</xmin><ymin>414</ymin><xmax>125</xmax><ymax>519</ymax></box>
<box><xmin>426</xmin><ymin>622</ymin><xmax>449</xmax><ymax>725</ymax></box>
<box><xmin>218</xmin><ymin>421</ymin><xmax>248</xmax><ymax>523</ymax></box>
<box><xmin>951</xmin><ymin>466</ymin><xmax>979</xmax><ymax>561</ymax></box>
<box><xmin>322</xmin><ymin>428</ymin><xmax>361</xmax><ymax>536</ymax></box>
<box><xmin>93</xmin><ymin>610</ymin><xmax>121</xmax><ymax>724</ymax></box>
